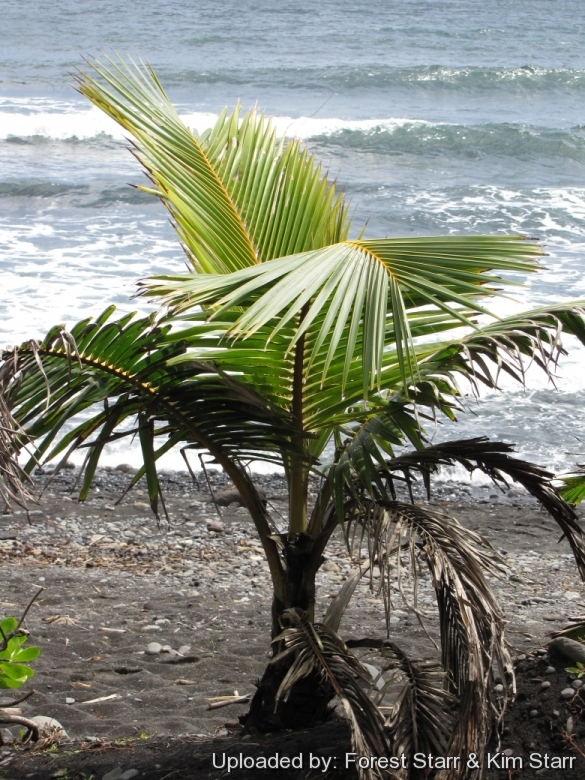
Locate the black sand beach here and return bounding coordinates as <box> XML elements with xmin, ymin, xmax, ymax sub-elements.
<box><xmin>1</xmin><ymin>467</ymin><xmax>585</xmax><ymax>779</ymax></box>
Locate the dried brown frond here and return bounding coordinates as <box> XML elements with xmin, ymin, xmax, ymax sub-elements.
<box><xmin>344</xmin><ymin>499</ymin><xmax>511</xmax><ymax>778</ymax></box>
<box><xmin>375</xmin><ymin>438</ymin><xmax>585</xmax><ymax>581</ymax></box>
<box><xmin>382</xmin><ymin>643</ymin><xmax>455</xmax><ymax>778</ymax></box>
<box><xmin>0</xmin><ymin>351</ymin><xmax>37</xmax><ymax>510</ymax></box>
<box><xmin>273</xmin><ymin>608</ymin><xmax>390</xmax><ymax>780</ymax></box>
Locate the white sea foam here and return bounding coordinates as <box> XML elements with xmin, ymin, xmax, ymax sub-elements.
<box><xmin>0</xmin><ymin>100</ymin><xmax>429</xmax><ymax>142</ymax></box>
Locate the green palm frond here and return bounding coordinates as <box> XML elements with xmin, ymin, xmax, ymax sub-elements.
<box><xmin>559</xmin><ymin>469</ymin><xmax>585</xmax><ymax>506</ymax></box>
<box><xmin>145</xmin><ymin>235</ymin><xmax>541</xmax><ymax>393</ymax></box>
<box><xmin>78</xmin><ymin>57</ymin><xmax>349</xmax><ymax>274</ymax></box>
<box><xmin>1</xmin><ymin>309</ymin><xmax>303</xmax><ymax>514</ymax></box>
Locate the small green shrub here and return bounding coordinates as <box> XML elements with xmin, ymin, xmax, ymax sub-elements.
<box><xmin>566</xmin><ymin>661</ymin><xmax>585</xmax><ymax>679</ymax></box>
<box><xmin>0</xmin><ymin>616</ymin><xmax>41</xmax><ymax>689</ymax></box>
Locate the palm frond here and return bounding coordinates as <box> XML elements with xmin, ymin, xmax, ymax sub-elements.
<box><xmin>273</xmin><ymin>609</ymin><xmax>389</xmax><ymax>780</ymax></box>
<box><xmin>558</xmin><ymin>467</ymin><xmax>585</xmax><ymax>507</ymax></box>
<box><xmin>383</xmin><ymin>643</ymin><xmax>455</xmax><ymax>777</ymax></box>
<box><xmin>145</xmin><ymin>235</ymin><xmax>541</xmax><ymax>394</ymax></box>
<box><xmin>420</xmin><ymin>301</ymin><xmax>585</xmax><ymax>395</ymax></box>
<box><xmin>0</xmin><ymin>362</ymin><xmax>36</xmax><ymax>510</ymax></box>
<box><xmin>343</xmin><ymin>498</ymin><xmax>511</xmax><ymax>775</ymax></box>
<box><xmin>78</xmin><ymin>57</ymin><xmax>349</xmax><ymax>274</ymax></box>
<box><xmin>1</xmin><ymin>309</ymin><xmax>304</xmax><ymax>513</ymax></box>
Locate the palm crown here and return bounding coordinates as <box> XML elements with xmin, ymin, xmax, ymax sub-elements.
<box><xmin>3</xmin><ymin>57</ymin><xmax>585</xmax><ymax>777</ymax></box>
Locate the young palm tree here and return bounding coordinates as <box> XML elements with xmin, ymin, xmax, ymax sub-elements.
<box><xmin>3</xmin><ymin>57</ymin><xmax>585</xmax><ymax>777</ymax></box>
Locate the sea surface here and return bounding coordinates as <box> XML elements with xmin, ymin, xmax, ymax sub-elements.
<box><xmin>2</xmin><ymin>0</ymin><xmax>585</xmax><ymax>474</ymax></box>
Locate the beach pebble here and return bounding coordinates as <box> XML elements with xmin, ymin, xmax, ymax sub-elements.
<box><xmin>561</xmin><ymin>688</ymin><xmax>575</xmax><ymax>699</ymax></box>
<box><xmin>155</xmin><ymin>618</ymin><xmax>171</xmax><ymax>626</ymax></box>
<box><xmin>322</xmin><ymin>561</ymin><xmax>339</xmax><ymax>573</ymax></box>
<box><xmin>146</xmin><ymin>642</ymin><xmax>162</xmax><ymax>655</ymax></box>
<box><xmin>572</xmin><ymin>679</ymin><xmax>583</xmax><ymax>689</ymax></box>
<box><xmin>0</xmin><ymin>728</ymin><xmax>14</xmax><ymax>744</ymax></box>
<box><xmin>544</xmin><ymin>666</ymin><xmax>556</xmax><ymax>675</ymax></box>
<box><xmin>515</xmin><ymin>654</ymin><xmax>526</xmax><ymax>662</ymax></box>
<box><xmin>140</xmin><ymin>625</ymin><xmax>162</xmax><ymax>633</ymax></box>
<box><xmin>65</xmin><ymin>697</ymin><xmax>75</xmax><ymax>705</ymax></box>
<box><xmin>102</xmin><ymin>769</ymin><xmax>123</xmax><ymax>780</ymax></box>
<box><xmin>206</xmin><ymin>521</ymin><xmax>225</xmax><ymax>533</ymax></box>
<box><xmin>178</xmin><ymin>645</ymin><xmax>191</xmax><ymax>655</ymax></box>
<box><xmin>567</xmin><ymin>716</ymin><xmax>575</xmax><ymax>734</ymax></box>
<box><xmin>120</xmin><ymin>771</ymin><xmax>139</xmax><ymax>780</ymax></box>
<box><xmin>529</xmin><ymin>709</ymin><xmax>538</xmax><ymax>718</ymax></box>
<box><xmin>540</xmin><ymin>681</ymin><xmax>551</xmax><ymax>690</ymax></box>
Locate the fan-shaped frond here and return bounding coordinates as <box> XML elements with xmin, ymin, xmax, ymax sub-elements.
<box><xmin>145</xmin><ymin>235</ymin><xmax>541</xmax><ymax>393</ymax></box>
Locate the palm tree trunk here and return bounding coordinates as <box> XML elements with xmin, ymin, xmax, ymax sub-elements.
<box><xmin>246</xmin><ymin>518</ymin><xmax>339</xmax><ymax>731</ymax></box>
<box><xmin>246</xmin><ymin>539</ymin><xmax>330</xmax><ymax>730</ymax></box>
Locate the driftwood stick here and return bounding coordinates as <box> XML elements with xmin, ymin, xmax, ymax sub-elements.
<box><xmin>207</xmin><ymin>694</ymin><xmax>251</xmax><ymax>710</ymax></box>
<box><xmin>0</xmin><ymin>688</ymin><xmax>35</xmax><ymax>709</ymax></box>
<box><xmin>0</xmin><ymin>713</ymin><xmax>39</xmax><ymax>742</ymax></box>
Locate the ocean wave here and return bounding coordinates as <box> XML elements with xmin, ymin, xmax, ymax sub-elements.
<box><xmin>0</xmin><ymin>104</ymin><xmax>419</xmax><ymax>142</ymax></box>
<box><xmin>3</xmin><ymin>104</ymin><xmax>585</xmax><ymax>166</ymax></box>
<box><xmin>312</xmin><ymin>122</ymin><xmax>585</xmax><ymax>162</ymax></box>
<box><xmin>155</xmin><ymin>64</ymin><xmax>585</xmax><ymax>93</ymax></box>
<box><xmin>0</xmin><ymin>180</ymin><xmax>154</xmax><ymax>205</ymax></box>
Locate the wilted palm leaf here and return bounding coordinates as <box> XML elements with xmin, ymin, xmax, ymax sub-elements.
<box><xmin>273</xmin><ymin>609</ymin><xmax>389</xmax><ymax>780</ymax></box>
<box><xmin>383</xmin><ymin>643</ymin><xmax>455</xmax><ymax>777</ymax></box>
<box><xmin>341</xmin><ymin>498</ymin><xmax>510</xmax><ymax>775</ymax></box>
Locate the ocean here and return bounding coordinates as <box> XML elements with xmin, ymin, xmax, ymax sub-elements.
<box><xmin>2</xmin><ymin>0</ymin><xmax>585</xmax><ymax>474</ymax></box>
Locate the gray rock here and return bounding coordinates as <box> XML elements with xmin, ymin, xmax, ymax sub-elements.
<box><xmin>544</xmin><ymin>666</ymin><xmax>556</xmax><ymax>675</ymax></box>
<box><xmin>65</xmin><ymin>697</ymin><xmax>75</xmax><ymax>705</ymax></box>
<box><xmin>30</xmin><ymin>715</ymin><xmax>68</xmax><ymax>739</ymax></box>
<box><xmin>529</xmin><ymin>709</ymin><xmax>538</xmax><ymax>718</ymax></box>
<box><xmin>540</xmin><ymin>681</ymin><xmax>551</xmax><ymax>690</ymax></box>
<box><xmin>494</xmin><ymin>683</ymin><xmax>504</xmax><ymax>693</ymax></box>
<box><xmin>102</xmin><ymin>768</ymin><xmax>123</xmax><ymax>780</ymax></box>
<box><xmin>561</xmin><ymin>688</ymin><xmax>575</xmax><ymax>699</ymax></box>
<box><xmin>146</xmin><ymin>641</ymin><xmax>162</xmax><ymax>655</ymax></box>
<box><xmin>115</xmin><ymin>464</ymin><xmax>134</xmax><ymax>473</ymax></box>
<box><xmin>572</xmin><ymin>678</ymin><xmax>583</xmax><ymax>689</ymax></box>
<box><xmin>549</xmin><ymin>637</ymin><xmax>585</xmax><ymax>664</ymax></box>
<box><xmin>120</xmin><ymin>771</ymin><xmax>140</xmax><ymax>780</ymax></box>
<box><xmin>178</xmin><ymin>645</ymin><xmax>191</xmax><ymax>655</ymax></box>
<box><xmin>0</xmin><ymin>728</ymin><xmax>14</xmax><ymax>744</ymax></box>
<box><xmin>213</xmin><ymin>486</ymin><xmax>266</xmax><ymax>507</ymax></box>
